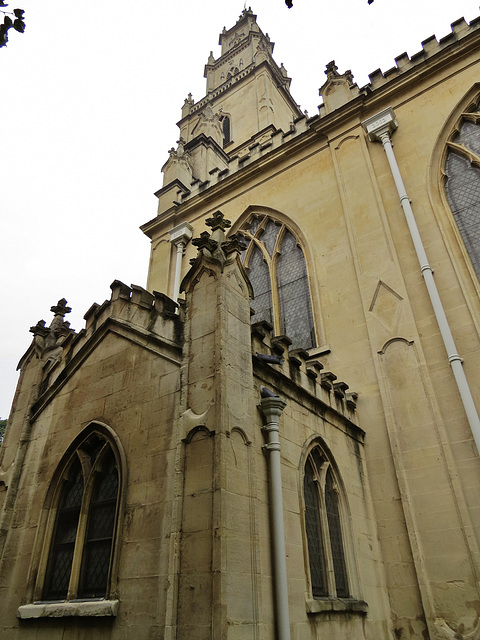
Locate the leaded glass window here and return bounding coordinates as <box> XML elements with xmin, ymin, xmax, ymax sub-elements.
<box><xmin>239</xmin><ymin>215</ymin><xmax>315</xmax><ymax>349</ymax></box>
<box><xmin>222</xmin><ymin>115</ymin><xmax>231</xmax><ymax>146</ymax></box>
<box><xmin>445</xmin><ymin>106</ymin><xmax>480</xmax><ymax>280</ymax></box>
<box><xmin>43</xmin><ymin>432</ymin><xmax>120</xmax><ymax>601</ymax></box>
<box><xmin>303</xmin><ymin>446</ymin><xmax>349</xmax><ymax>599</ymax></box>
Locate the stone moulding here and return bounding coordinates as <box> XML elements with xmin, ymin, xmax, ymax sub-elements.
<box><xmin>17</xmin><ymin>599</ymin><xmax>119</xmax><ymax>619</ymax></box>
<box><xmin>306</xmin><ymin>598</ymin><xmax>368</xmax><ymax>615</ymax></box>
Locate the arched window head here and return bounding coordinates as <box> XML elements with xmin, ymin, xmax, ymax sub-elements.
<box><xmin>445</xmin><ymin>103</ymin><xmax>480</xmax><ymax>280</ymax></box>
<box><xmin>303</xmin><ymin>446</ymin><xmax>349</xmax><ymax>599</ymax></box>
<box><xmin>42</xmin><ymin>430</ymin><xmax>120</xmax><ymax>601</ymax></box>
<box><xmin>222</xmin><ymin>115</ymin><xmax>231</xmax><ymax>145</ymax></box>
<box><xmin>239</xmin><ymin>215</ymin><xmax>315</xmax><ymax>349</ymax></box>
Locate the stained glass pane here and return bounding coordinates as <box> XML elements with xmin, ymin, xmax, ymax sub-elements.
<box><xmin>79</xmin><ymin>448</ymin><xmax>118</xmax><ymax>598</ymax></box>
<box><xmin>454</xmin><ymin>118</ymin><xmax>480</xmax><ymax>156</ymax></box>
<box><xmin>43</xmin><ymin>458</ymin><xmax>84</xmax><ymax>600</ymax></box>
<box><xmin>248</xmin><ymin>244</ymin><xmax>273</xmax><ymax>325</ymax></box>
<box><xmin>445</xmin><ymin>152</ymin><xmax>480</xmax><ymax>280</ymax></box>
<box><xmin>248</xmin><ymin>217</ymin><xmax>261</xmax><ymax>235</ymax></box>
<box><xmin>277</xmin><ymin>231</ymin><xmax>315</xmax><ymax>349</ymax></box>
<box><xmin>259</xmin><ymin>220</ymin><xmax>280</xmax><ymax>257</ymax></box>
<box><xmin>304</xmin><ymin>459</ymin><xmax>327</xmax><ymax>597</ymax></box>
<box><xmin>325</xmin><ymin>468</ymin><xmax>349</xmax><ymax>598</ymax></box>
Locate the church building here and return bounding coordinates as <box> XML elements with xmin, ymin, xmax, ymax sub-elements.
<box><xmin>2</xmin><ymin>8</ymin><xmax>480</xmax><ymax>640</ymax></box>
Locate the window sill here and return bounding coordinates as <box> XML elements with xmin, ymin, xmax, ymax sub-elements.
<box><xmin>17</xmin><ymin>599</ymin><xmax>119</xmax><ymax>619</ymax></box>
<box><xmin>306</xmin><ymin>598</ymin><xmax>368</xmax><ymax>615</ymax></box>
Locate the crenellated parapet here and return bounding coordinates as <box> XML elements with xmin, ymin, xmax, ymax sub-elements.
<box><xmin>364</xmin><ymin>16</ymin><xmax>480</xmax><ymax>93</ymax></box>
<box><xmin>251</xmin><ymin>320</ymin><xmax>361</xmax><ymax>437</ymax></box>
<box><xmin>318</xmin><ymin>15</ymin><xmax>480</xmax><ymax>117</ymax></box>
<box><xmin>20</xmin><ymin>283</ymin><xmax>183</xmax><ymax>419</ymax></box>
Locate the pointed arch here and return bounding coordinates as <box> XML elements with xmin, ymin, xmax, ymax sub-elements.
<box><xmin>32</xmin><ymin>423</ymin><xmax>125</xmax><ymax>604</ymax></box>
<box><xmin>299</xmin><ymin>438</ymin><xmax>356</xmax><ymax>601</ymax></box>
<box><xmin>428</xmin><ymin>84</ymin><xmax>480</xmax><ymax>290</ymax></box>
<box><xmin>230</xmin><ymin>206</ymin><xmax>323</xmax><ymax>349</ymax></box>
<box><xmin>220</xmin><ymin>112</ymin><xmax>232</xmax><ymax>146</ymax></box>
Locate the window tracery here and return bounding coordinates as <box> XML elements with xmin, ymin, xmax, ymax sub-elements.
<box><xmin>238</xmin><ymin>215</ymin><xmax>315</xmax><ymax>349</ymax></box>
<box><xmin>42</xmin><ymin>430</ymin><xmax>120</xmax><ymax>601</ymax></box>
<box><xmin>445</xmin><ymin>104</ymin><xmax>480</xmax><ymax>280</ymax></box>
<box><xmin>303</xmin><ymin>445</ymin><xmax>349</xmax><ymax>599</ymax></box>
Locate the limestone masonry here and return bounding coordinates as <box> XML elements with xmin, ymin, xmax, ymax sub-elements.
<box><xmin>2</xmin><ymin>7</ymin><xmax>480</xmax><ymax>640</ymax></box>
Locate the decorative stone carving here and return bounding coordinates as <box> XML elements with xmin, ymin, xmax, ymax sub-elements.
<box><xmin>319</xmin><ymin>60</ymin><xmax>360</xmax><ymax>114</ymax></box>
<box><xmin>161</xmin><ymin>137</ymin><xmax>193</xmax><ymax>187</ymax></box>
<box><xmin>191</xmin><ymin>104</ymin><xmax>223</xmax><ymax>146</ymax></box>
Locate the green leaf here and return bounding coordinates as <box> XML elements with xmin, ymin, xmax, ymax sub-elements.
<box><xmin>3</xmin><ymin>15</ymin><xmax>12</xmax><ymax>27</ymax></box>
<box><xmin>0</xmin><ymin>24</ymin><xmax>8</xmax><ymax>47</ymax></box>
<box><xmin>13</xmin><ymin>17</ymin><xmax>24</xmax><ymax>32</ymax></box>
<box><xmin>13</xmin><ymin>9</ymin><xmax>24</xmax><ymax>19</ymax></box>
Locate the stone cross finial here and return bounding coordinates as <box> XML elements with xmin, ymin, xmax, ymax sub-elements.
<box><xmin>205</xmin><ymin>211</ymin><xmax>231</xmax><ymax>232</ymax></box>
<box><xmin>325</xmin><ymin>60</ymin><xmax>339</xmax><ymax>78</ymax></box>
<box><xmin>222</xmin><ymin>234</ymin><xmax>247</xmax><ymax>256</ymax></box>
<box><xmin>29</xmin><ymin>319</ymin><xmax>48</xmax><ymax>337</ymax></box>
<box><xmin>49</xmin><ymin>298</ymin><xmax>72</xmax><ymax>333</ymax></box>
<box><xmin>50</xmin><ymin>298</ymin><xmax>72</xmax><ymax>317</ymax></box>
<box><xmin>192</xmin><ymin>231</ymin><xmax>220</xmax><ymax>258</ymax></box>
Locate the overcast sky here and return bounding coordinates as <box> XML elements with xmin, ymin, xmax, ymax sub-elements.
<box><xmin>2</xmin><ymin>0</ymin><xmax>479</xmax><ymax>418</ymax></box>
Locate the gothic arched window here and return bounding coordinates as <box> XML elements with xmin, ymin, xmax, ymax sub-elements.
<box><xmin>42</xmin><ymin>430</ymin><xmax>120</xmax><ymax>601</ymax></box>
<box><xmin>239</xmin><ymin>216</ymin><xmax>315</xmax><ymax>349</ymax></box>
<box><xmin>303</xmin><ymin>446</ymin><xmax>349</xmax><ymax>599</ymax></box>
<box><xmin>222</xmin><ymin>115</ymin><xmax>231</xmax><ymax>145</ymax></box>
<box><xmin>445</xmin><ymin>105</ymin><xmax>480</xmax><ymax>280</ymax></box>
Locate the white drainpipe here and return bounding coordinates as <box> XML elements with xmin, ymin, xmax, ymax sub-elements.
<box><xmin>259</xmin><ymin>392</ymin><xmax>291</xmax><ymax>640</ymax></box>
<box><xmin>362</xmin><ymin>107</ymin><xmax>480</xmax><ymax>455</ymax></box>
<box><xmin>169</xmin><ymin>222</ymin><xmax>193</xmax><ymax>311</ymax></box>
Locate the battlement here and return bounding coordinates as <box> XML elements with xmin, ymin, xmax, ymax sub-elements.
<box><xmin>163</xmin><ymin>116</ymin><xmax>309</xmax><ymax>208</ymax></box>
<box><xmin>23</xmin><ymin>283</ymin><xmax>184</xmax><ymax>417</ymax></box>
<box><xmin>362</xmin><ymin>15</ymin><xmax>480</xmax><ymax>94</ymax></box>
<box><xmin>251</xmin><ymin>321</ymin><xmax>361</xmax><ymax>437</ymax></box>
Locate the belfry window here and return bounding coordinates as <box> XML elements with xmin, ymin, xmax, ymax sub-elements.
<box><xmin>303</xmin><ymin>446</ymin><xmax>349</xmax><ymax>599</ymax></box>
<box><xmin>239</xmin><ymin>216</ymin><xmax>315</xmax><ymax>349</ymax></box>
<box><xmin>42</xmin><ymin>431</ymin><xmax>120</xmax><ymax>601</ymax></box>
<box><xmin>445</xmin><ymin>104</ymin><xmax>480</xmax><ymax>280</ymax></box>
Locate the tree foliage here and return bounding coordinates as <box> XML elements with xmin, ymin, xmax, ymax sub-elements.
<box><xmin>0</xmin><ymin>418</ymin><xmax>7</xmax><ymax>443</ymax></box>
<box><xmin>0</xmin><ymin>1</ymin><xmax>25</xmax><ymax>48</ymax></box>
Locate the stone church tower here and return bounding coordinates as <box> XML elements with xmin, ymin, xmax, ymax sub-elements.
<box><xmin>2</xmin><ymin>8</ymin><xmax>480</xmax><ymax>640</ymax></box>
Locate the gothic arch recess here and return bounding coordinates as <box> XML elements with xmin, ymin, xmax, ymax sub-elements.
<box><xmin>428</xmin><ymin>84</ymin><xmax>480</xmax><ymax>309</ymax></box>
<box><xmin>230</xmin><ymin>206</ymin><xmax>326</xmax><ymax>349</ymax></box>
<box><xmin>27</xmin><ymin>422</ymin><xmax>126</xmax><ymax>604</ymax></box>
<box><xmin>298</xmin><ymin>436</ymin><xmax>360</xmax><ymax>603</ymax></box>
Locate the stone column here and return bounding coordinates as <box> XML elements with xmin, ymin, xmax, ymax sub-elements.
<box><xmin>169</xmin><ymin>222</ymin><xmax>193</xmax><ymax>309</ymax></box>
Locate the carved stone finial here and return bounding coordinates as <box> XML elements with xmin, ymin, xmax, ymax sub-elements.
<box><xmin>176</xmin><ymin>137</ymin><xmax>186</xmax><ymax>156</ymax></box>
<box><xmin>192</xmin><ymin>231</ymin><xmax>218</xmax><ymax>254</ymax></box>
<box><xmin>222</xmin><ymin>234</ymin><xmax>247</xmax><ymax>256</ymax></box>
<box><xmin>29</xmin><ymin>319</ymin><xmax>49</xmax><ymax>357</ymax></box>
<box><xmin>325</xmin><ymin>60</ymin><xmax>339</xmax><ymax>78</ymax></box>
<box><xmin>280</xmin><ymin>63</ymin><xmax>288</xmax><ymax>78</ymax></box>
<box><xmin>50</xmin><ymin>298</ymin><xmax>72</xmax><ymax>317</ymax></box>
<box><xmin>205</xmin><ymin>211</ymin><xmax>231</xmax><ymax>232</ymax></box>
<box><xmin>207</xmin><ymin>51</ymin><xmax>215</xmax><ymax>65</ymax></box>
<box><xmin>29</xmin><ymin>319</ymin><xmax>48</xmax><ymax>337</ymax></box>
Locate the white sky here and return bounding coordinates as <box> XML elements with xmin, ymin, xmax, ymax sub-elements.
<box><xmin>2</xmin><ymin>0</ymin><xmax>479</xmax><ymax>418</ymax></box>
